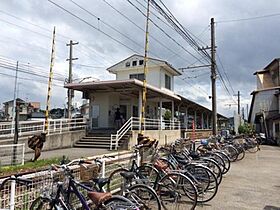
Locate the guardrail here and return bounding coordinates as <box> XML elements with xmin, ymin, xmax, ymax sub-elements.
<box><xmin>0</xmin><ymin>151</ymin><xmax>138</xmax><ymax>209</ymax></box>
<box><xmin>0</xmin><ymin>118</ymin><xmax>86</xmax><ymax>139</ymax></box>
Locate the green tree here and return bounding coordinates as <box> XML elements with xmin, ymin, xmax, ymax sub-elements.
<box><xmin>238</xmin><ymin>123</ymin><xmax>254</xmax><ymax>135</ymax></box>
<box><xmin>163</xmin><ymin>110</ymin><xmax>172</xmax><ymax>120</ymax></box>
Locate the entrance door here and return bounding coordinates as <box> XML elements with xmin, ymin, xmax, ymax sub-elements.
<box><xmin>133</xmin><ymin>106</ymin><xmax>138</xmax><ymax>117</ymax></box>
<box><xmin>91</xmin><ymin>105</ymin><xmax>99</xmax><ymax>128</ymax></box>
<box><xmin>119</xmin><ymin>105</ymin><xmax>127</xmax><ymax>121</ymax></box>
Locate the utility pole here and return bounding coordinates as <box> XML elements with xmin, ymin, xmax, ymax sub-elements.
<box><xmin>140</xmin><ymin>0</ymin><xmax>150</xmax><ymax>134</ymax></box>
<box><xmin>237</xmin><ymin>91</ymin><xmax>240</xmax><ymax>115</ymax></box>
<box><xmin>66</xmin><ymin>40</ymin><xmax>78</xmax><ymax>119</ymax></box>
<box><xmin>12</xmin><ymin>100</ymin><xmax>19</xmax><ymax>165</ymax></box>
<box><xmin>210</xmin><ymin>17</ymin><xmax>217</xmax><ymax>135</ymax></box>
<box><xmin>233</xmin><ymin>91</ymin><xmax>241</xmax><ymax>114</ymax></box>
<box><xmin>12</xmin><ymin>61</ymin><xmax>19</xmax><ymax>133</ymax></box>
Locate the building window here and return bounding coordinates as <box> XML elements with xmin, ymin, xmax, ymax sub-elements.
<box><xmin>125</xmin><ymin>62</ymin><xmax>130</xmax><ymax>67</ymax></box>
<box><xmin>132</xmin><ymin>60</ymin><xmax>137</xmax><ymax>66</ymax></box>
<box><xmin>165</xmin><ymin>74</ymin><xmax>171</xmax><ymax>89</ymax></box>
<box><xmin>139</xmin><ymin>60</ymin><xmax>144</xmax><ymax>65</ymax></box>
<box><xmin>129</xmin><ymin>73</ymin><xmax>144</xmax><ymax>81</ymax></box>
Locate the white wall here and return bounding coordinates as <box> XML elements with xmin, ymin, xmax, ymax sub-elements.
<box><xmin>90</xmin><ymin>93</ymin><xmax>109</xmax><ymax>128</ymax></box>
<box><xmin>116</xmin><ymin>67</ymin><xmax>161</xmax><ymax>88</ymax></box>
<box><xmin>250</xmin><ymin>89</ymin><xmax>278</xmax><ymax>123</ymax></box>
<box><xmin>89</xmin><ymin>90</ymin><xmax>162</xmax><ymax>129</ymax></box>
<box><xmin>116</xmin><ymin>66</ymin><xmax>175</xmax><ymax>92</ymax></box>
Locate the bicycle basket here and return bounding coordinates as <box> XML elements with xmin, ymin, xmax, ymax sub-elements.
<box><xmin>80</xmin><ymin>163</ymin><xmax>100</xmax><ymax>182</ymax></box>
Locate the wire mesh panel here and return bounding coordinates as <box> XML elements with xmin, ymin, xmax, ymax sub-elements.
<box><xmin>0</xmin><ymin>166</ymin><xmax>81</xmax><ymax>209</ymax></box>
<box><xmin>0</xmin><ymin>144</ymin><xmax>25</xmax><ymax>166</ymax></box>
<box><xmin>0</xmin><ymin>152</ymin><xmax>137</xmax><ymax>209</ymax></box>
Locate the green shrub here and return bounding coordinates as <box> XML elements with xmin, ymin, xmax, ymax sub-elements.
<box><xmin>238</xmin><ymin>123</ymin><xmax>254</xmax><ymax>135</ymax></box>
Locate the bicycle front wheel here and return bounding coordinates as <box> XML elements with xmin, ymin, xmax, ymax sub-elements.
<box><xmin>107</xmin><ymin>168</ymin><xmax>130</xmax><ymax>193</ymax></box>
<box><xmin>102</xmin><ymin>195</ymin><xmax>138</xmax><ymax>210</ymax></box>
<box><xmin>30</xmin><ymin>196</ymin><xmax>57</xmax><ymax>210</ymax></box>
<box><xmin>157</xmin><ymin>172</ymin><xmax>197</xmax><ymax>210</ymax></box>
<box><xmin>126</xmin><ymin>183</ymin><xmax>161</xmax><ymax>210</ymax></box>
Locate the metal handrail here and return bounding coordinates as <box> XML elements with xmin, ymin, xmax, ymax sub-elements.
<box><xmin>109</xmin><ymin>117</ymin><xmax>181</xmax><ymax>150</ymax></box>
<box><xmin>0</xmin><ymin>118</ymin><xmax>87</xmax><ymax>138</ymax></box>
<box><xmin>110</xmin><ymin>117</ymin><xmax>133</xmax><ymax>150</ymax></box>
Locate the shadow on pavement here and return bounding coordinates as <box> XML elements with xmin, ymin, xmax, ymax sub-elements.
<box><xmin>264</xmin><ymin>205</ymin><xmax>280</xmax><ymax>210</ymax></box>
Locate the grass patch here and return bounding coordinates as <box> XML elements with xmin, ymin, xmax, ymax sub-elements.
<box><xmin>0</xmin><ymin>156</ymin><xmax>68</xmax><ymax>177</ymax></box>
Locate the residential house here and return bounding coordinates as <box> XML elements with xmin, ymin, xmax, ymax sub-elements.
<box><xmin>3</xmin><ymin>98</ymin><xmax>41</xmax><ymax>121</ymax></box>
<box><xmin>248</xmin><ymin>58</ymin><xmax>280</xmax><ymax>145</ymax></box>
<box><xmin>3</xmin><ymin>98</ymin><xmax>29</xmax><ymax>121</ymax></box>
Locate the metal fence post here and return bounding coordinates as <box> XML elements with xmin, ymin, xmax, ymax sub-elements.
<box><xmin>22</xmin><ymin>143</ymin><xmax>25</xmax><ymax>165</ymax></box>
<box><xmin>47</xmin><ymin>121</ymin><xmax>50</xmax><ymax>135</ymax></box>
<box><xmin>60</xmin><ymin>120</ymin><xmax>62</xmax><ymax>133</ymax></box>
<box><xmin>11</xmin><ymin>121</ymin><xmax>14</xmax><ymax>136</ymax></box>
<box><xmin>10</xmin><ymin>176</ymin><xmax>16</xmax><ymax>210</ymax></box>
<box><xmin>54</xmin><ymin>120</ymin><xmax>56</xmax><ymax>132</ymax></box>
<box><xmin>136</xmin><ymin>150</ymin><xmax>141</xmax><ymax>166</ymax></box>
<box><xmin>144</xmin><ymin>118</ymin><xmax>146</xmax><ymax>131</ymax></box>
<box><xmin>43</xmin><ymin>121</ymin><xmax>45</xmax><ymax>133</ymax></box>
<box><xmin>101</xmin><ymin>160</ymin><xmax>106</xmax><ymax>178</ymax></box>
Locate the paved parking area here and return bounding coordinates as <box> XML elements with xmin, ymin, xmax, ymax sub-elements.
<box><xmin>197</xmin><ymin>145</ymin><xmax>280</xmax><ymax>210</ymax></box>
<box><xmin>24</xmin><ymin>145</ymin><xmax>280</xmax><ymax>209</ymax></box>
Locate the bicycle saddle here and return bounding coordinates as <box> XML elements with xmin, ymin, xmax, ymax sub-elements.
<box><xmin>92</xmin><ymin>178</ymin><xmax>110</xmax><ymax>188</ymax></box>
<box><xmin>120</xmin><ymin>171</ymin><xmax>136</xmax><ymax>180</ymax></box>
<box><xmin>154</xmin><ymin>160</ymin><xmax>168</xmax><ymax>170</ymax></box>
<box><xmin>189</xmin><ymin>151</ymin><xmax>200</xmax><ymax>160</ymax></box>
<box><xmin>176</xmin><ymin>158</ymin><xmax>189</xmax><ymax>165</ymax></box>
<box><xmin>87</xmin><ymin>191</ymin><xmax>112</xmax><ymax>205</ymax></box>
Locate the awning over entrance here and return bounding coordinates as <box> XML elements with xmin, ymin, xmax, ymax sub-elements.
<box><xmin>65</xmin><ymin>79</ymin><xmax>181</xmax><ymax>101</ymax></box>
<box><xmin>65</xmin><ymin>79</ymin><xmax>228</xmax><ymax>130</ymax></box>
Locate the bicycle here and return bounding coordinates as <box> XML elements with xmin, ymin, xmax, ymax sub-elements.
<box><xmin>107</xmin><ymin>145</ymin><xmax>198</xmax><ymax>210</ymax></box>
<box><xmin>30</xmin><ymin>159</ymin><xmax>138</xmax><ymax>210</ymax></box>
<box><xmin>88</xmin><ymin>155</ymin><xmax>162</xmax><ymax>210</ymax></box>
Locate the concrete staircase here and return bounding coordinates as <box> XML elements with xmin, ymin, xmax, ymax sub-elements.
<box><xmin>74</xmin><ymin>129</ymin><xmax>131</xmax><ymax>150</ymax></box>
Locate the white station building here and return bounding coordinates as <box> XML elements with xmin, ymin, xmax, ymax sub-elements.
<box><xmin>65</xmin><ymin>54</ymin><xmax>228</xmax><ymax>150</ymax></box>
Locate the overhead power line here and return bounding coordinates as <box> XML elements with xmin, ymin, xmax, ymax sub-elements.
<box><xmin>74</xmin><ymin>64</ymin><xmax>105</xmax><ymax>69</ymax></box>
<box><xmin>150</xmin><ymin>0</ymin><xmax>211</xmax><ymax>62</ymax></box>
<box><xmin>178</xmin><ymin>77</ymin><xmax>209</xmax><ymax>97</ymax></box>
<box><xmin>0</xmin><ymin>56</ymin><xmax>67</xmax><ymax>79</ymax></box>
<box><xmin>0</xmin><ymin>10</ymin><xmax>118</xmax><ymax>65</ymax></box>
<box><xmin>216</xmin><ymin>53</ymin><xmax>235</xmax><ymax>95</ymax></box>
<box><xmin>100</xmin><ymin>0</ymin><xmax>191</xmax><ymax>65</ymax></box>
<box><xmin>0</xmin><ymin>61</ymin><xmax>65</xmax><ymax>82</ymax></box>
<box><xmin>47</xmin><ymin>0</ymin><xmax>140</xmax><ymax>54</ymax></box>
<box><xmin>125</xmin><ymin>0</ymin><xmax>204</xmax><ymax>64</ymax></box>
<box><xmin>68</xmin><ymin>0</ymin><xmax>146</xmax><ymax>53</ymax></box>
<box><xmin>0</xmin><ymin>71</ymin><xmax>64</xmax><ymax>87</ymax></box>
<box><xmin>218</xmin><ymin>12</ymin><xmax>280</xmax><ymax>23</ymax></box>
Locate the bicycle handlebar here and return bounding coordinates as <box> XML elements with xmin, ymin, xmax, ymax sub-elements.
<box><xmin>50</xmin><ymin>158</ymin><xmax>93</xmax><ymax>172</ymax></box>
<box><xmin>0</xmin><ymin>176</ymin><xmax>32</xmax><ymax>190</ymax></box>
